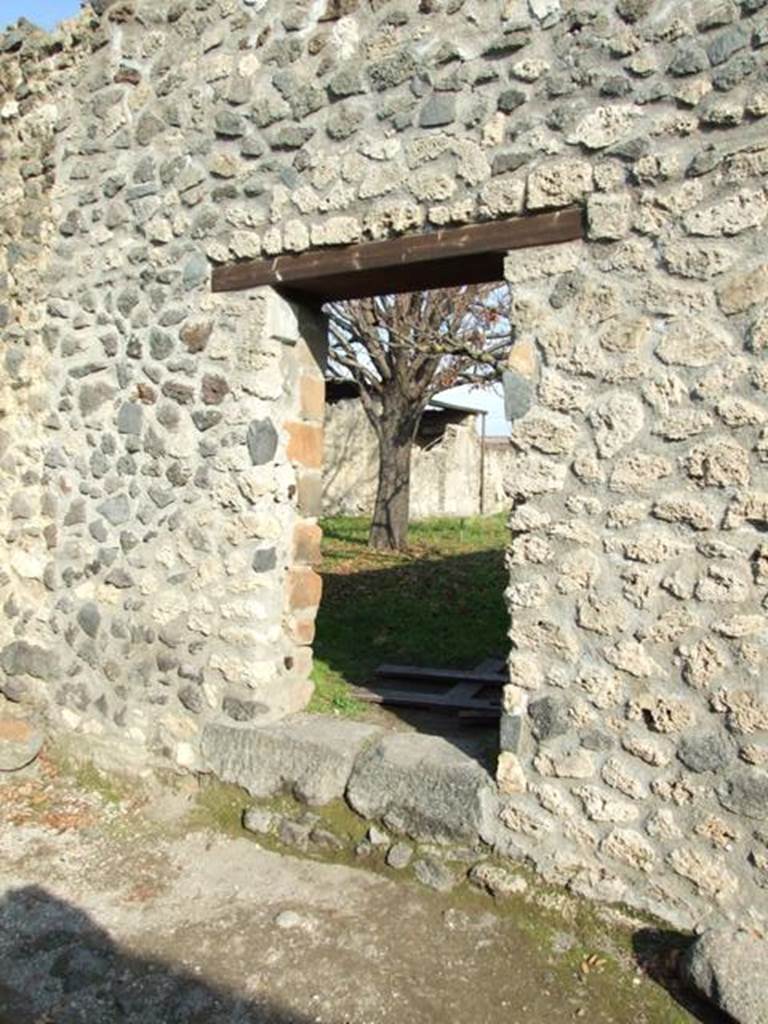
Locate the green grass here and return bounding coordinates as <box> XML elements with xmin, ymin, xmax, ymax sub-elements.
<box><xmin>309</xmin><ymin>514</ymin><xmax>508</xmax><ymax>717</ymax></box>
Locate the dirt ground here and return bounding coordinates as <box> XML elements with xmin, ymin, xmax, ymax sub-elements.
<box><xmin>0</xmin><ymin>752</ymin><xmax>722</xmax><ymax>1024</ymax></box>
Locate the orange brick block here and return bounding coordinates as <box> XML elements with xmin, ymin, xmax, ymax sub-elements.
<box><xmin>290</xmin><ymin>646</ymin><xmax>313</xmax><ymax>678</ymax></box>
<box><xmin>288</xmin><ymin>568</ymin><xmax>323</xmax><ymax>611</ymax></box>
<box><xmin>297</xmin><ymin>472</ymin><xmax>323</xmax><ymax>516</ymax></box>
<box><xmin>293</xmin><ymin>521</ymin><xmax>323</xmax><ymax>565</ymax></box>
<box><xmin>285</xmin><ymin>421</ymin><xmax>324</xmax><ymax>469</ymax></box>
<box><xmin>289</xmin><ymin>615</ymin><xmax>317</xmax><ymax>646</ymax></box>
<box><xmin>299</xmin><ymin>375</ymin><xmax>325</xmax><ymax>422</ymax></box>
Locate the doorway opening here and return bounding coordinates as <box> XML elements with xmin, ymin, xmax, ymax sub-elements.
<box><xmin>212</xmin><ymin>210</ymin><xmax>584</xmax><ymax>769</ymax></box>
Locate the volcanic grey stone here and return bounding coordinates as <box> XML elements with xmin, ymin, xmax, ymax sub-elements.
<box><xmin>278</xmin><ymin>817</ymin><xmax>316</xmax><ymax>849</ymax></box>
<box><xmin>0</xmin><ymin>717</ymin><xmax>44</xmax><ymax>771</ymax></box>
<box><xmin>105</xmin><ymin>567</ymin><xmax>134</xmax><ymax>589</ymax></box>
<box><xmin>615</xmin><ymin>0</ymin><xmax>654</xmax><ymax>20</ymax></box>
<box><xmin>222</xmin><ymin>696</ymin><xmax>270</xmax><ymax>722</ymax></box>
<box><xmin>503</xmin><ymin>370</ymin><xmax>533</xmax><ymax>421</ymax></box>
<box><xmin>492</xmin><ymin>150</ymin><xmax>528</xmax><ymax>176</ymax></box>
<box><xmin>0</xmin><ymin>678</ymin><xmax>27</xmax><ymax>702</ymax></box>
<box><xmin>97</xmin><ymin>494</ymin><xmax>130</xmax><ymax>526</ymax></box>
<box><xmin>498</xmin><ymin>88</ymin><xmax>526</xmax><ymax>113</ymax></box>
<box><xmin>311</xmin><ymin>825</ymin><xmax>344</xmax><ymax>851</ymax></box>
<box><xmin>500</xmin><ymin>711</ymin><xmax>522</xmax><ymax>754</ymax></box>
<box><xmin>77</xmin><ymin>603</ymin><xmax>101</xmax><ymax>639</ymax></box>
<box><xmin>117</xmin><ymin>402</ymin><xmax>143</xmax><ymax>435</ymax></box>
<box><xmin>719</xmin><ymin>768</ymin><xmax>768</xmax><ymax>820</ymax></box>
<box><xmin>386</xmin><ymin>841</ymin><xmax>413</xmax><ymax>869</ymax></box>
<box><xmin>678</xmin><ymin>732</ymin><xmax>732</xmax><ymax>773</ymax></box>
<box><xmin>246</xmin><ymin>419</ymin><xmax>278</xmax><ymax>465</ymax></box>
<box><xmin>668</xmin><ymin>43</ymin><xmax>709</xmax><ymax>76</ymax></box>
<box><xmin>712</xmin><ymin>54</ymin><xmax>757</xmax><ymax>92</ymax></box>
<box><xmin>419</xmin><ymin>94</ymin><xmax>456</xmax><ymax>127</ymax></box>
<box><xmin>529</xmin><ymin>696</ymin><xmax>570</xmax><ymax>741</ymax></box>
<box><xmin>328</xmin><ymin>66</ymin><xmax>365</xmax><ymax>98</ymax></box>
<box><xmin>243</xmin><ymin>806</ymin><xmax>277</xmax><ymax>835</ymax></box>
<box><xmin>201</xmin><ymin>714</ymin><xmax>383</xmax><ymax>805</ymax></box>
<box><xmin>346</xmin><ymin>732</ymin><xmax>496</xmax><ymax>844</ymax></box>
<box><xmin>252</xmin><ymin>547</ymin><xmax>277</xmax><ymax>573</ymax></box>
<box><xmin>707</xmin><ymin>26</ymin><xmax>749</xmax><ymax>66</ymax></box>
<box><xmin>327</xmin><ymin>105</ymin><xmax>365</xmax><ymax>140</ymax></box>
<box><xmin>79</xmin><ymin>381</ymin><xmax>115</xmax><ymax>417</ymax></box>
<box><xmin>681</xmin><ymin>928</ymin><xmax>768</xmax><ymax>1024</ymax></box>
<box><xmin>414</xmin><ymin>857</ymin><xmax>458</xmax><ymax>892</ymax></box>
<box><xmin>0</xmin><ymin>642</ymin><xmax>58</xmax><ymax>680</ymax></box>
<box><xmin>178</xmin><ymin>684</ymin><xmax>204</xmax><ymax>714</ymax></box>
<box><xmin>367</xmin><ymin>824</ymin><xmax>390</xmax><ymax>846</ymax></box>
<box><xmin>182</xmin><ymin>253</ymin><xmax>208</xmax><ymax>290</ymax></box>
<box><xmin>368</xmin><ymin>50</ymin><xmax>417</xmax><ymax>91</ymax></box>
<box><xmin>136</xmin><ymin>112</ymin><xmax>164</xmax><ymax>146</ymax></box>
<box><xmin>214</xmin><ymin>110</ymin><xmax>245</xmax><ymax>137</ymax></box>
<box><xmin>192</xmin><ymin>410</ymin><xmax>222</xmax><ymax>432</ymax></box>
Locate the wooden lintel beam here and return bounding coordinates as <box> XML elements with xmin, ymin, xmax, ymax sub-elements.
<box><xmin>211</xmin><ymin>207</ymin><xmax>584</xmax><ymax>298</ymax></box>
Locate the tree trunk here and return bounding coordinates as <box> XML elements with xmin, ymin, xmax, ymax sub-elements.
<box><xmin>369</xmin><ymin>427</ymin><xmax>414</xmax><ymax>552</ymax></box>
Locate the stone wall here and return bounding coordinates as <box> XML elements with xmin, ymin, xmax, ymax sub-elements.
<box><xmin>0</xmin><ymin>0</ymin><xmax>767</xmax><ymax>931</ymax></box>
<box><xmin>323</xmin><ymin>397</ymin><xmax>508</xmax><ymax>517</ymax></box>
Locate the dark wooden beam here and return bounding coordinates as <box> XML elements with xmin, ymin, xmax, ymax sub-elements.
<box><xmin>211</xmin><ymin>207</ymin><xmax>583</xmax><ymax>301</ymax></box>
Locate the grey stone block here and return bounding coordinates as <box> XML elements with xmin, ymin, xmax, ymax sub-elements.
<box><xmin>246</xmin><ymin>418</ymin><xmax>278</xmax><ymax>466</ymax></box>
<box><xmin>77</xmin><ymin>603</ymin><xmax>101</xmax><ymax>639</ymax></box>
<box><xmin>419</xmin><ymin>94</ymin><xmax>456</xmax><ymax>128</ymax></box>
<box><xmin>681</xmin><ymin>928</ymin><xmax>768</xmax><ymax>1024</ymax></box>
<box><xmin>499</xmin><ymin>712</ymin><xmax>522</xmax><ymax>754</ymax></box>
<box><xmin>252</xmin><ymin>547</ymin><xmax>277</xmax><ymax>573</ymax></box>
<box><xmin>529</xmin><ymin>696</ymin><xmax>570</xmax><ymax>741</ymax></box>
<box><xmin>346</xmin><ymin>733</ymin><xmax>496</xmax><ymax>844</ymax></box>
<box><xmin>97</xmin><ymin>493</ymin><xmax>131</xmax><ymax>526</ymax></box>
<box><xmin>719</xmin><ymin>768</ymin><xmax>768</xmax><ymax>820</ymax></box>
<box><xmin>414</xmin><ymin>857</ymin><xmax>458</xmax><ymax>892</ymax></box>
<box><xmin>117</xmin><ymin>402</ymin><xmax>143</xmax><ymax>435</ymax></box>
<box><xmin>201</xmin><ymin>714</ymin><xmax>383</xmax><ymax>805</ymax></box>
<box><xmin>678</xmin><ymin>731</ymin><xmax>732</xmax><ymax>773</ymax></box>
<box><xmin>386</xmin><ymin>841</ymin><xmax>413</xmax><ymax>869</ymax></box>
<box><xmin>243</xmin><ymin>807</ymin><xmax>277</xmax><ymax>835</ymax></box>
<box><xmin>502</xmin><ymin>370</ymin><xmax>533</xmax><ymax>421</ymax></box>
<box><xmin>0</xmin><ymin>642</ymin><xmax>58</xmax><ymax>680</ymax></box>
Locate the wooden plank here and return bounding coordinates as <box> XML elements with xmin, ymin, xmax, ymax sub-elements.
<box><xmin>473</xmin><ymin>657</ymin><xmax>507</xmax><ymax>675</ymax></box>
<box><xmin>278</xmin><ymin>251</ymin><xmax>505</xmax><ymax>301</ymax></box>
<box><xmin>211</xmin><ymin>208</ymin><xmax>583</xmax><ymax>297</ymax></box>
<box><xmin>351</xmin><ymin>685</ymin><xmax>500</xmax><ymax>713</ymax></box>
<box><xmin>376</xmin><ymin>663</ymin><xmax>506</xmax><ymax>687</ymax></box>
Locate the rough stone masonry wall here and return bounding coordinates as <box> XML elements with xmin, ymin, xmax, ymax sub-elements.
<box><xmin>0</xmin><ymin>12</ymin><xmax>330</xmax><ymax>773</ymax></box>
<box><xmin>492</xmin><ymin>21</ymin><xmax>768</xmax><ymax>930</ymax></box>
<box><xmin>1</xmin><ymin>0</ymin><xmax>767</xmax><ymax>930</ymax></box>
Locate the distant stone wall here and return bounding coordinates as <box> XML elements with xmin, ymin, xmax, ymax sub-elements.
<box><xmin>0</xmin><ymin>0</ymin><xmax>766</xmax><ymax>932</ymax></box>
<box><xmin>323</xmin><ymin>397</ymin><xmax>508</xmax><ymax>518</ymax></box>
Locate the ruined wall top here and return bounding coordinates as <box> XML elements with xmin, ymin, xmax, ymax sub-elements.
<box><xmin>2</xmin><ymin>0</ymin><xmax>767</xmax><ymax>273</ymax></box>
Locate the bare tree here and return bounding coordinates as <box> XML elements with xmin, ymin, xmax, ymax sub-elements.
<box><xmin>326</xmin><ymin>284</ymin><xmax>511</xmax><ymax>551</ymax></box>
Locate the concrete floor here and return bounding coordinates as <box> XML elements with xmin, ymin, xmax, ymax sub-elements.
<box><xmin>0</xmin><ymin>753</ymin><xmax>719</xmax><ymax>1024</ymax></box>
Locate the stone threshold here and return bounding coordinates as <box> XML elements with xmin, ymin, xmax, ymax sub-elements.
<box><xmin>201</xmin><ymin>713</ymin><xmax>542</xmax><ymax>901</ymax></box>
<box><xmin>201</xmin><ymin>714</ymin><xmax>498</xmax><ymax>847</ymax></box>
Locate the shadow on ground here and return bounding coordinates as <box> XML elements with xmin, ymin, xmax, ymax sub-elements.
<box><xmin>631</xmin><ymin>929</ymin><xmax>732</xmax><ymax>1024</ymax></box>
<box><xmin>0</xmin><ymin>885</ymin><xmax>317</xmax><ymax>1024</ymax></box>
<box><xmin>314</xmin><ymin>544</ymin><xmax>508</xmax><ymax>769</ymax></box>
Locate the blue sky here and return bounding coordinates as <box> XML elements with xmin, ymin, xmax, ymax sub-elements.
<box><xmin>438</xmin><ymin>383</ymin><xmax>508</xmax><ymax>438</ymax></box>
<box><xmin>2</xmin><ymin>0</ymin><xmax>80</xmax><ymax>30</ymax></box>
